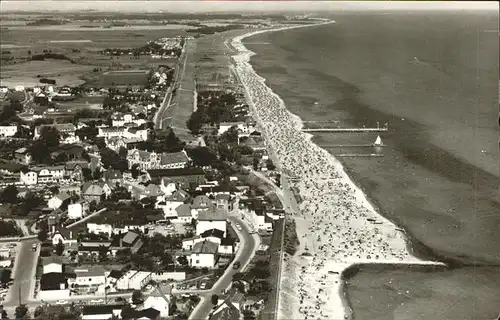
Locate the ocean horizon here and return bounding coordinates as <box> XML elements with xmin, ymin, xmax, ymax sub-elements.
<box><xmin>243</xmin><ymin>11</ymin><xmax>499</xmax><ymax>320</ymax></box>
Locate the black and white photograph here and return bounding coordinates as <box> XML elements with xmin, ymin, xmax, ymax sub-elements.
<box><xmin>0</xmin><ymin>1</ymin><xmax>498</xmax><ymax>320</ymax></box>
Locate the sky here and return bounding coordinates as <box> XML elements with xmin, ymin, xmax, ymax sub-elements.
<box><xmin>0</xmin><ymin>1</ymin><xmax>497</xmax><ymax>13</ymax></box>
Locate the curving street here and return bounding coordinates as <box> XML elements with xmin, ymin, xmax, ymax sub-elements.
<box><xmin>188</xmin><ymin>214</ymin><xmax>260</xmax><ymax>320</ymax></box>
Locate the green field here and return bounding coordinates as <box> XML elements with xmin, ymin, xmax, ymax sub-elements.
<box><xmin>1</xmin><ymin>26</ymin><xmax>186</xmax><ymax>88</ymax></box>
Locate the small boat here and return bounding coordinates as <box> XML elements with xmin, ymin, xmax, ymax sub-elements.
<box><xmin>372</xmin><ymin>135</ymin><xmax>384</xmax><ymax>147</ymax></box>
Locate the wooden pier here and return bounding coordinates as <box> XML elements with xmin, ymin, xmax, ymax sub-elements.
<box><xmin>302</xmin><ymin>127</ymin><xmax>388</xmax><ymax>133</ymax></box>
<box><xmin>321</xmin><ymin>144</ymin><xmax>385</xmax><ymax>148</ymax></box>
<box><xmin>334</xmin><ymin>153</ymin><xmax>384</xmax><ymax>157</ymax></box>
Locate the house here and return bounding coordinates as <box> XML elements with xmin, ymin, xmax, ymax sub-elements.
<box><xmin>244</xmin><ymin>208</ymin><xmax>274</xmax><ymax>232</ymax></box>
<box><xmin>133</xmin><ymin>308</ymin><xmax>161</xmax><ymax>320</ymax></box>
<box><xmin>20</xmin><ymin>165</ymin><xmax>66</xmax><ymax>185</ymax></box>
<box><xmin>65</xmin><ymin>161</ymin><xmax>88</xmax><ymax>181</ymax></box>
<box><xmin>51</xmin><ymin>227</ymin><xmax>76</xmax><ymax>246</ymax></box>
<box><xmin>147</xmin><ymin>167</ymin><xmax>205</xmax><ymax>190</ymax></box>
<box><xmin>158</xmin><ymin>150</ymin><xmax>191</xmax><ymax>169</ymax></box>
<box><xmin>121</xmin><ymin>231</ymin><xmax>144</xmax><ymax>254</ymax></box>
<box><xmin>0</xmin><ymin>125</ymin><xmax>18</xmax><ymax>137</ymax></box>
<box><xmin>219</xmin><ymin>237</ymin><xmax>235</xmax><ymax>255</ymax></box>
<box><xmin>53</xmin><ymin>144</ymin><xmax>86</xmax><ymax>161</ymax></box>
<box><xmin>35</xmin><ymin>123</ymin><xmax>76</xmax><ymax>139</ymax></box>
<box><xmin>143</xmin><ymin>285</ymin><xmax>172</xmax><ymax>318</ymax></box>
<box><xmin>155</xmin><ymin>189</ymin><xmax>190</xmax><ymax>219</ymax></box>
<box><xmin>103</xmin><ymin>169</ymin><xmax>122</xmax><ymax>183</ymax></box>
<box><xmin>215</xmin><ymin>288</ymin><xmax>245</xmax><ymax>312</ymax></box>
<box><xmin>240</xmin><ymin>136</ymin><xmax>266</xmax><ymax>152</ymax></box>
<box><xmin>39</xmin><ymin>272</ymin><xmax>70</xmax><ymax>300</ymax></box>
<box><xmin>78</xmin><ymin>240</ymin><xmax>112</xmax><ymax>257</ymax></box>
<box><xmin>142</xmin><ymin>184</ymin><xmax>163</xmax><ymax>198</ymax></box>
<box><xmin>196</xmin><ymin>208</ymin><xmax>227</xmax><ymax>236</ymax></box>
<box><xmin>183</xmin><ymin>229</ymin><xmax>233</xmax><ymax>255</ymax></box>
<box><xmin>111</xmin><ymin>113</ymin><xmax>147</xmax><ymax>127</ymax></box>
<box><xmin>210</xmin><ymin>296</ymin><xmax>242</xmax><ymax>320</ymax></box>
<box><xmin>215</xmin><ymin>193</ymin><xmax>235</xmax><ymax>212</ymax></box>
<box><xmin>115</xmin><ymin>270</ymin><xmax>152</xmax><ymax>290</ymax></box>
<box><xmin>128</xmin><ymin>149</ymin><xmax>191</xmax><ymax>171</ymax></box>
<box><xmin>48</xmin><ymin>193</ymin><xmax>72</xmax><ymax>210</ymax></box>
<box><xmin>81</xmin><ymin>304</ymin><xmax>126</xmax><ymax>320</ymax></box>
<box><xmin>13</xmin><ymin>147</ymin><xmax>32</xmax><ymax>165</ymax></box>
<box><xmin>82</xmin><ymin>183</ymin><xmax>105</xmax><ymax>204</ymax></box>
<box><xmin>172</xmin><ymin>203</ymin><xmax>193</xmax><ymax>224</ymax></box>
<box><xmin>218</xmin><ymin>122</ymin><xmax>248</xmax><ymax>136</ymax></box>
<box><xmin>190</xmin><ymin>239</ymin><xmax>219</xmax><ymax>269</ymax></box>
<box><xmin>67</xmin><ymin>267</ymin><xmax>106</xmax><ymax>294</ymax></box>
<box><xmin>67</xmin><ymin>201</ymin><xmax>88</xmax><ymax>220</ymax></box>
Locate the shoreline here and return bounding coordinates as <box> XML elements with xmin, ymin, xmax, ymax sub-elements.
<box><xmin>229</xmin><ymin>21</ymin><xmax>444</xmax><ymax>320</ymax></box>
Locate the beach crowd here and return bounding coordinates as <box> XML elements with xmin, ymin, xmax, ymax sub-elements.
<box><xmin>231</xmin><ymin>24</ymin><xmax>430</xmax><ymax>320</ymax></box>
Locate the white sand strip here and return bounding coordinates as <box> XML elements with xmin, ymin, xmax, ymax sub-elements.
<box><xmin>230</xmin><ymin>20</ymin><xmax>445</xmax><ymax>320</ymax></box>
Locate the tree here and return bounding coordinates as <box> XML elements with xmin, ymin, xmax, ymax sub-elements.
<box><xmin>211</xmin><ymin>294</ymin><xmax>219</xmax><ymax>306</ymax></box>
<box><xmin>75</xmin><ymin>126</ymin><xmax>98</xmax><ymax>141</ymax></box>
<box><xmin>0</xmin><ymin>184</ymin><xmax>19</xmax><ymax>204</ymax></box>
<box><xmin>37</xmin><ymin>230</ymin><xmax>48</xmax><ymax>242</ymax></box>
<box><xmin>131</xmin><ymin>164</ymin><xmax>140</xmax><ymax>179</ymax></box>
<box><xmin>252</xmin><ymin>157</ymin><xmax>259</xmax><ymax>170</ymax></box>
<box><xmin>187</xmin><ymin>147</ymin><xmax>217</xmax><ymax>167</ymax></box>
<box><xmin>177</xmin><ymin>255</ymin><xmax>188</xmax><ymax>266</ymax></box>
<box><xmin>266</xmin><ymin>159</ymin><xmax>276</xmax><ymax>171</ymax></box>
<box><xmin>29</xmin><ymin>126</ymin><xmax>60</xmax><ymax>164</ymax></box>
<box><xmin>15</xmin><ymin>304</ymin><xmax>28</xmax><ymax>319</ymax></box>
<box><xmin>186</xmin><ymin>111</ymin><xmax>204</xmax><ymax>134</ymax></box>
<box><xmin>131</xmin><ymin>289</ymin><xmax>144</xmax><ymax>305</ymax></box>
<box><xmin>55</xmin><ymin>239</ymin><xmax>65</xmax><ymax>256</ymax></box>
<box><xmin>120</xmin><ymin>306</ymin><xmax>135</xmax><ymax>320</ymax></box>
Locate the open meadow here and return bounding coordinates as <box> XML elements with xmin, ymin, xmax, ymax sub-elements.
<box><xmin>0</xmin><ymin>60</ymin><xmax>93</xmax><ymax>87</ymax></box>
<box><xmin>1</xmin><ymin>26</ymin><xmax>186</xmax><ymax>88</ymax></box>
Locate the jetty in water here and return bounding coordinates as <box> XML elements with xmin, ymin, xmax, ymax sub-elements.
<box><xmin>302</xmin><ymin>127</ymin><xmax>388</xmax><ymax>133</ymax></box>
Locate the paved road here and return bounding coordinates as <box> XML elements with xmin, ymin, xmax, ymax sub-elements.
<box><xmin>3</xmin><ymin>239</ymin><xmax>39</xmax><ymax>307</ymax></box>
<box><xmin>188</xmin><ymin>215</ymin><xmax>259</xmax><ymax>320</ymax></box>
<box><xmin>154</xmin><ymin>40</ymin><xmax>189</xmax><ymax>130</ymax></box>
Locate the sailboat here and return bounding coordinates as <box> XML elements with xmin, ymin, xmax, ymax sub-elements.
<box><xmin>372</xmin><ymin>135</ymin><xmax>384</xmax><ymax>147</ymax></box>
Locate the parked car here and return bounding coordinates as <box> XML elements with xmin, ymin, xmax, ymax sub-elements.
<box><xmin>200</xmin><ymin>282</ymin><xmax>207</xmax><ymax>290</ymax></box>
<box><xmin>56</xmin><ymin>300</ymin><xmax>68</xmax><ymax>305</ymax></box>
<box><xmin>233</xmin><ymin>261</ymin><xmax>241</xmax><ymax>269</ymax></box>
<box><xmin>235</xmin><ymin>223</ymin><xmax>242</xmax><ymax>231</ymax></box>
<box><xmin>115</xmin><ymin>297</ymin><xmax>124</xmax><ymax>302</ymax></box>
<box><xmin>31</xmin><ymin>243</ymin><xmax>37</xmax><ymax>251</ymax></box>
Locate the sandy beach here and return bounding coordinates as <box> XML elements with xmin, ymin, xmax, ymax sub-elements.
<box><xmin>230</xmin><ymin>21</ymin><xmax>444</xmax><ymax>320</ymax></box>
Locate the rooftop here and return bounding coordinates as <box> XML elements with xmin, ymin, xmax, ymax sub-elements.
<box><xmin>192</xmin><ymin>240</ymin><xmax>219</xmax><ymax>254</ymax></box>
<box><xmin>197</xmin><ymin>208</ymin><xmax>226</xmax><ymax>221</ymax></box>
<box><xmin>147</xmin><ymin>167</ymin><xmax>205</xmax><ymax>178</ymax></box>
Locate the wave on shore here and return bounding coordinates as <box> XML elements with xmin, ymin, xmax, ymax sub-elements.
<box><xmin>230</xmin><ymin>21</ymin><xmax>444</xmax><ymax>320</ymax></box>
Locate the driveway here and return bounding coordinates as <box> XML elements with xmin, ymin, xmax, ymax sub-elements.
<box><xmin>188</xmin><ymin>215</ymin><xmax>260</xmax><ymax>320</ymax></box>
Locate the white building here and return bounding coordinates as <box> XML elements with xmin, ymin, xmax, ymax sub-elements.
<box><xmin>189</xmin><ymin>240</ymin><xmax>219</xmax><ymax>269</ymax></box>
<box><xmin>196</xmin><ymin>209</ymin><xmax>227</xmax><ymax>236</ymax></box>
<box><xmin>67</xmin><ymin>201</ymin><xmax>88</xmax><ymax>220</ymax></box>
<box><xmin>127</xmin><ymin>149</ymin><xmax>191</xmax><ymax>171</ymax></box>
<box><xmin>218</xmin><ymin>122</ymin><xmax>249</xmax><ymax>136</ymax></box>
<box><xmin>243</xmin><ymin>208</ymin><xmax>273</xmax><ymax>232</ymax></box>
<box><xmin>115</xmin><ymin>270</ymin><xmax>152</xmax><ymax>290</ymax></box>
<box><xmin>155</xmin><ymin>189</ymin><xmax>190</xmax><ymax>219</ymax></box>
<box><xmin>68</xmin><ymin>267</ymin><xmax>106</xmax><ymax>294</ymax></box>
<box><xmin>0</xmin><ymin>126</ymin><xmax>18</xmax><ymax>137</ymax></box>
<box><xmin>42</xmin><ymin>256</ymin><xmax>64</xmax><ymax>274</ymax></box>
<box><xmin>20</xmin><ymin>165</ymin><xmax>66</xmax><ymax>185</ymax></box>
<box><xmin>48</xmin><ymin>193</ymin><xmax>71</xmax><ymax>210</ymax></box>
<box><xmin>111</xmin><ymin>113</ymin><xmax>147</xmax><ymax>127</ymax></box>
